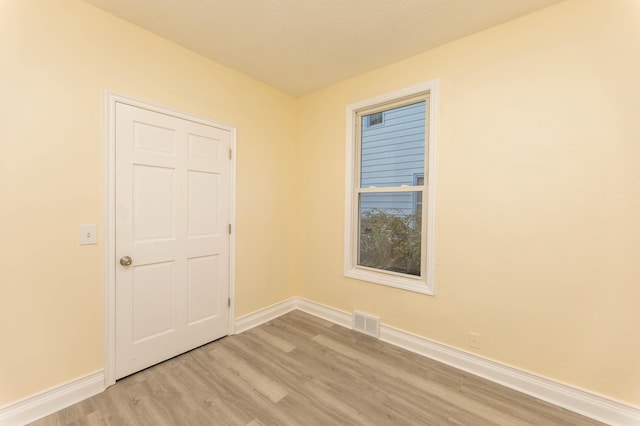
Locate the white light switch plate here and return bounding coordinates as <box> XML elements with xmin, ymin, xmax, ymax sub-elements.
<box><xmin>80</xmin><ymin>224</ymin><xmax>97</xmax><ymax>245</ymax></box>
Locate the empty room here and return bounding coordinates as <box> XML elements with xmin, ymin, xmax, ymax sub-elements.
<box><xmin>1</xmin><ymin>0</ymin><xmax>638</xmax><ymax>425</ymax></box>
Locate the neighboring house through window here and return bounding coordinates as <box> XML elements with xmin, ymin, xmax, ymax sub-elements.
<box><xmin>366</xmin><ymin>111</ymin><xmax>384</xmax><ymax>127</ymax></box>
<box><xmin>344</xmin><ymin>81</ymin><xmax>437</xmax><ymax>294</ymax></box>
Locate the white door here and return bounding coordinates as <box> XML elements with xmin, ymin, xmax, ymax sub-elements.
<box><xmin>115</xmin><ymin>102</ymin><xmax>231</xmax><ymax>379</ymax></box>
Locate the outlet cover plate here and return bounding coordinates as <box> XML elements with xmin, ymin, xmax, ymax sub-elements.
<box><xmin>80</xmin><ymin>224</ymin><xmax>97</xmax><ymax>245</ymax></box>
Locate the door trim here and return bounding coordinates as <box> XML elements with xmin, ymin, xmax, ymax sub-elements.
<box><xmin>103</xmin><ymin>92</ymin><xmax>236</xmax><ymax>386</ymax></box>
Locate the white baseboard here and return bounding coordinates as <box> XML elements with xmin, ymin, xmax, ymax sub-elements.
<box><xmin>234</xmin><ymin>297</ymin><xmax>298</xmax><ymax>333</ymax></box>
<box><xmin>236</xmin><ymin>297</ymin><xmax>640</xmax><ymax>426</ymax></box>
<box><xmin>379</xmin><ymin>325</ymin><xmax>640</xmax><ymax>426</ymax></box>
<box><xmin>0</xmin><ymin>371</ymin><xmax>104</xmax><ymax>426</ymax></box>
<box><xmin>296</xmin><ymin>297</ymin><xmax>353</xmax><ymax>328</ymax></box>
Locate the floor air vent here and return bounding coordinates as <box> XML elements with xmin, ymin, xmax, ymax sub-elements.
<box><xmin>353</xmin><ymin>311</ymin><xmax>380</xmax><ymax>338</ymax></box>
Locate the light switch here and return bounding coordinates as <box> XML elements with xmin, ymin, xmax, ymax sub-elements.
<box><xmin>80</xmin><ymin>224</ymin><xmax>97</xmax><ymax>245</ymax></box>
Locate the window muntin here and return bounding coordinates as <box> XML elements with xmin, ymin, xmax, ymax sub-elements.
<box><xmin>344</xmin><ymin>82</ymin><xmax>437</xmax><ymax>294</ymax></box>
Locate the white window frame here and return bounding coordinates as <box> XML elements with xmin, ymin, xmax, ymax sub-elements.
<box><xmin>344</xmin><ymin>81</ymin><xmax>438</xmax><ymax>295</ymax></box>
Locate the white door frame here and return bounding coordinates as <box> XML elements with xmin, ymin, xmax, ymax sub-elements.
<box><xmin>103</xmin><ymin>92</ymin><xmax>236</xmax><ymax>386</ymax></box>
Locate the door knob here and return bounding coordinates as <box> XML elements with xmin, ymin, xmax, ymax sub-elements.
<box><xmin>120</xmin><ymin>256</ymin><xmax>133</xmax><ymax>266</ymax></box>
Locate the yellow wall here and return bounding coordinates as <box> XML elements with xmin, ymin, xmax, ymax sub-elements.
<box><xmin>0</xmin><ymin>0</ymin><xmax>297</xmax><ymax>405</ymax></box>
<box><xmin>2</xmin><ymin>0</ymin><xmax>638</xmax><ymax>412</ymax></box>
<box><xmin>296</xmin><ymin>0</ymin><xmax>640</xmax><ymax>406</ymax></box>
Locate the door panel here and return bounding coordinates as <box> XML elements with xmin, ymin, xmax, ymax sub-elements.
<box><xmin>187</xmin><ymin>255</ymin><xmax>220</xmax><ymax>325</ymax></box>
<box><xmin>115</xmin><ymin>102</ymin><xmax>230</xmax><ymax>379</ymax></box>
<box><xmin>132</xmin><ymin>261</ymin><xmax>175</xmax><ymax>343</ymax></box>
<box><xmin>188</xmin><ymin>171</ymin><xmax>219</xmax><ymax>237</ymax></box>
<box><xmin>133</xmin><ymin>165</ymin><xmax>175</xmax><ymax>241</ymax></box>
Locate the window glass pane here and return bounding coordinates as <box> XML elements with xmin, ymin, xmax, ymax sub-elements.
<box><xmin>360</xmin><ymin>101</ymin><xmax>426</xmax><ymax>188</ymax></box>
<box><xmin>358</xmin><ymin>192</ymin><xmax>422</xmax><ymax>276</ymax></box>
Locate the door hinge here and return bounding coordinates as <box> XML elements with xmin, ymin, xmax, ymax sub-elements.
<box><xmin>228</xmin><ymin>224</ymin><xmax>232</xmax><ymax>234</ymax></box>
<box><xmin>229</xmin><ymin>148</ymin><xmax>233</xmax><ymax>160</ymax></box>
<box><xmin>228</xmin><ymin>298</ymin><xmax>231</xmax><ymax>308</ymax></box>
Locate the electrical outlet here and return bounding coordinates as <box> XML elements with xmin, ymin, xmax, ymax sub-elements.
<box><xmin>80</xmin><ymin>224</ymin><xmax>97</xmax><ymax>245</ymax></box>
<box><xmin>468</xmin><ymin>332</ymin><xmax>480</xmax><ymax>349</ymax></box>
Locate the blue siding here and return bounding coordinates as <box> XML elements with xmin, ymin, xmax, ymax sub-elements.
<box><xmin>360</xmin><ymin>101</ymin><xmax>426</xmax><ymax>215</ymax></box>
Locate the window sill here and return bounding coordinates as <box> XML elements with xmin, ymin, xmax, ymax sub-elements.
<box><xmin>344</xmin><ymin>267</ymin><xmax>434</xmax><ymax>295</ymax></box>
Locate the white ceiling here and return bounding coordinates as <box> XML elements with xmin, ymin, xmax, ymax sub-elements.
<box><xmin>84</xmin><ymin>0</ymin><xmax>566</xmax><ymax>96</ymax></box>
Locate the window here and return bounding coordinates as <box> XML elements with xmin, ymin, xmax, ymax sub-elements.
<box><xmin>344</xmin><ymin>82</ymin><xmax>437</xmax><ymax>294</ymax></box>
<box><xmin>366</xmin><ymin>111</ymin><xmax>384</xmax><ymax>127</ymax></box>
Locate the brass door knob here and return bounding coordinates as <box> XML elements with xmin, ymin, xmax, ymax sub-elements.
<box><xmin>120</xmin><ymin>256</ymin><xmax>133</xmax><ymax>266</ymax></box>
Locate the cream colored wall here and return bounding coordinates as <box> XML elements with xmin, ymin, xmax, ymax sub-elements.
<box><xmin>0</xmin><ymin>0</ymin><xmax>297</xmax><ymax>405</ymax></box>
<box><xmin>2</xmin><ymin>0</ymin><xmax>638</xmax><ymax>412</ymax></box>
<box><xmin>296</xmin><ymin>0</ymin><xmax>640</xmax><ymax>406</ymax></box>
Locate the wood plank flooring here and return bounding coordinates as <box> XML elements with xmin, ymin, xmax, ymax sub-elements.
<box><xmin>30</xmin><ymin>311</ymin><xmax>604</xmax><ymax>425</ymax></box>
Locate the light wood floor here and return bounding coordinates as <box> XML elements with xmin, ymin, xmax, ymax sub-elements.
<box><xmin>30</xmin><ymin>311</ymin><xmax>604</xmax><ymax>425</ymax></box>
